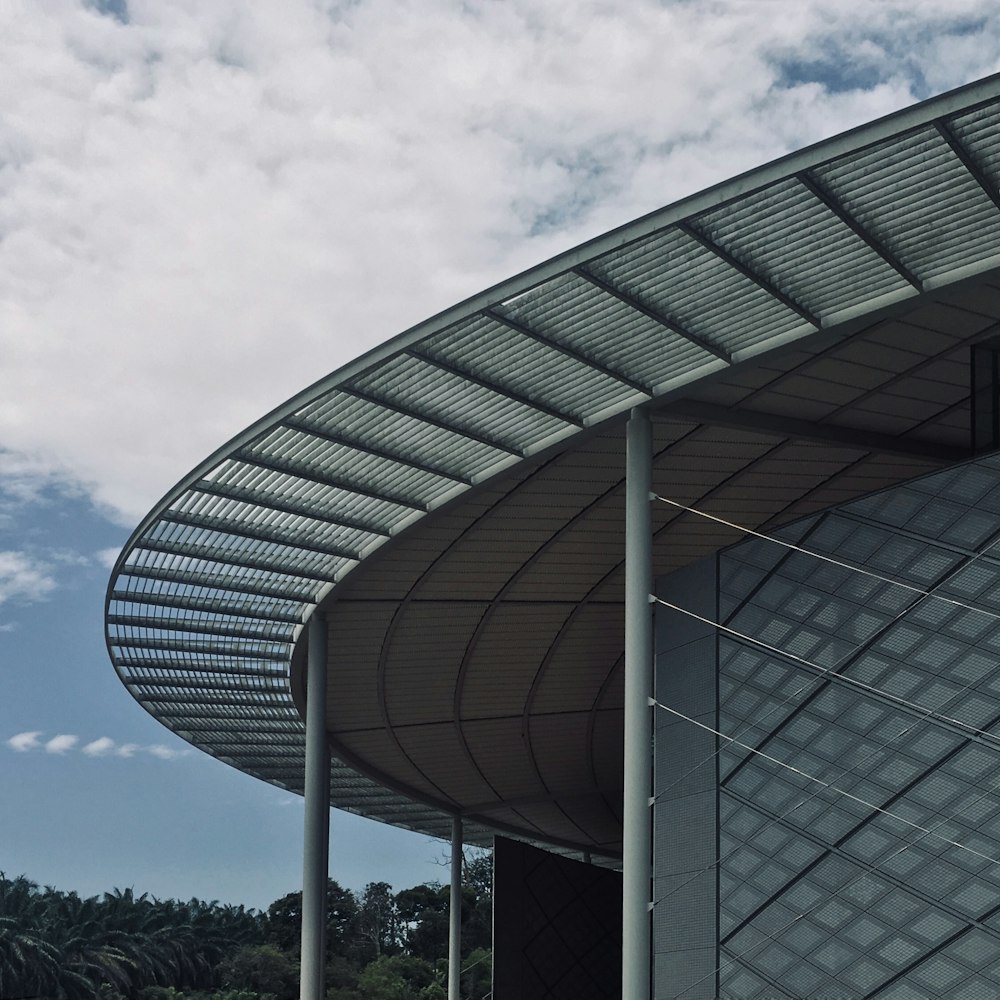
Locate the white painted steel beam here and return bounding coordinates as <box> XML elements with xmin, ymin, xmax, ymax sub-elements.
<box><xmin>300</xmin><ymin>613</ymin><xmax>330</xmax><ymax>1000</ymax></box>
<box><xmin>449</xmin><ymin>816</ymin><xmax>463</xmax><ymax>1000</ymax></box>
<box><xmin>623</xmin><ymin>409</ymin><xmax>653</xmax><ymax>1000</ymax></box>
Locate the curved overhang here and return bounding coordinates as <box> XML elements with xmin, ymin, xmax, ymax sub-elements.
<box><xmin>107</xmin><ymin>75</ymin><xmax>1000</xmax><ymax>859</ymax></box>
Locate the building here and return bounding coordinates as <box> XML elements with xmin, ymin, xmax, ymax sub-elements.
<box><xmin>106</xmin><ymin>74</ymin><xmax>1000</xmax><ymax>999</ymax></box>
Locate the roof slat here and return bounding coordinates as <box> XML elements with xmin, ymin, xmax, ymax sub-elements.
<box><xmin>159</xmin><ymin>509</ymin><xmax>362</xmax><ymax>561</ymax></box>
<box><xmin>678</xmin><ymin>219</ymin><xmax>821</xmax><ymax>329</ymax></box>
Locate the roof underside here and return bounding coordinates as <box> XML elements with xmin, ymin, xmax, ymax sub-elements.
<box><xmin>107</xmin><ymin>76</ymin><xmax>1000</xmax><ymax>858</ymax></box>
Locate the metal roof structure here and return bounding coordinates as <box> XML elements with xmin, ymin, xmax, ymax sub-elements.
<box><xmin>107</xmin><ymin>75</ymin><xmax>1000</xmax><ymax>861</ymax></box>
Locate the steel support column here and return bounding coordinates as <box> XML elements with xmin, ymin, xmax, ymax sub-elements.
<box><xmin>448</xmin><ymin>815</ymin><xmax>463</xmax><ymax>1000</ymax></box>
<box><xmin>623</xmin><ymin>408</ymin><xmax>653</xmax><ymax>1000</ymax></box>
<box><xmin>300</xmin><ymin>613</ymin><xmax>330</xmax><ymax>1000</ymax></box>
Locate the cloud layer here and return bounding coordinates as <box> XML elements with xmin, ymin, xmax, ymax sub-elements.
<box><xmin>6</xmin><ymin>730</ymin><xmax>187</xmax><ymax>759</ymax></box>
<box><xmin>0</xmin><ymin>546</ymin><xmax>113</xmax><ymax>607</ymax></box>
<box><xmin>1</xmin><ymin>1</ymin><xmax>999</xmax><ymax>524</ymax></box>
<box><xmin>0</xmin><ymin>551</ymin><xmax>56</xmax><ymax>605</ymax></box>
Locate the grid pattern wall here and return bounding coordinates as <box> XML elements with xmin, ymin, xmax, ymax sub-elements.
<box><xmin>654</xmin><ymin>559</ymin><xmax>720</xmax><ymax>1000</ymax></box>
<box><xmin>713</xmin><ymin>454</ymin><xmax>1000</xmax><ymax>1000</ymax></box>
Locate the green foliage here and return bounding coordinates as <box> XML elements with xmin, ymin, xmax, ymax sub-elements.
<box><xmin>355</xmin><ymin>882</ymin><xmax>398</xmax><ymax>962</ymax></box>
<box><xmin>416</xmin><ymin>983</ymin><xmax>445</xmax><ymax>1000</ymax></box>
<box><xmin>0</xmin><ymin>853</ymin><xmax>492</xmax><ymax>1000</ymax></box>
<box><xmin>179</xmin><ymin>991</ymin><xmax>274</xmax><ymax>1000</ymax></box>
<box><xmin>461</xmin><ymin>947</ymin><xmax>491</xmax><ymax>1000</ymax></box>
<box><xmin>460</xmin><ymin>852</ymin><xmax>492</xmax><ymax>958</ymax></box>
<box><xmin>328</xmin><ymin>954</ymin><xmax>435</xmax><ymax>1000</ymax></box>
<box><xmin>137</xmin><ymin>987</ymin><xmax>185</xmax><ymax>1000</ymax></box>
<box><xmin>217</xmin><ymin>944</ymin><xmax>296</xmax><ymax>1000</ymax></box>
<box><xmin>265</xmin><ymin>880</ymin><xmax>357</xmax><ymax>959</ymax></box>
<box><xmin>394</xmin><ymin>884</ymin><xmax>447</xmax><ymax>961</ymax></box>
<box><xmin>0</xmin><ymin>873</ymin><xmax>263</xmax><ymax>1000</ymax></box>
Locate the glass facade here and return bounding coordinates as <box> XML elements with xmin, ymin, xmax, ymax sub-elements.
<box><xmin>656</xmin><ymin>453</ymin><xmax>1000</xmax><ymax>999</ymax></box>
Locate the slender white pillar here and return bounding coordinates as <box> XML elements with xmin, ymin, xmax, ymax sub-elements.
<box><xmin>448</xmin><ymin>815</ymin><xmax>463</xmax><ymax>1000</ymax></box>
<box><xmin>623</xmin><ymin>408</ymin><xmax>653</xmax><ymax>1000</ymax></box>
<box><xmin>300</xmin><ymin>613</ymin><xmax>330</xmax><ymax>1000</ymax></box>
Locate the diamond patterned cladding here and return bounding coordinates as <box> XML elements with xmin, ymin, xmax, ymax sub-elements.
<box><xmin>717</xmin><ymin>800</ymin><xmax>824</xmax><ymax>933</ymax></box>
<box><xmin>724</xmin><ymin>853</ymin><xmax>953</xmax><ymax>1000</ymax></box>
<box><xmin>716</xmin><ymin>542</ymin><xmax>919</xmax><ymax>783</ymax></box>
<box><xmin>925</xmin><ymin>928</ymin><xmax>1000</xmax><ymax>996</ymax></box>
<box><xmin>846</xmin><ymin>746</ymin><xmax>1000</xmax><ymax>921</ymax></box>
<box><xmin>716</xmin><ymin>455</ymin><xmax>1000</xmax><ymax>999</ymax></box>
<box><xmin>717</xmin><ymin>510</ymin><xmax>982</xmax><ymax>783</ymax></box>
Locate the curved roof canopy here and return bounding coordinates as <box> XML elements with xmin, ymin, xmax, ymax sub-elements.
<box><xmin>107</xmin><ymin>75</ymin><xmax>1000</xmax><ymax>859</ymax></box>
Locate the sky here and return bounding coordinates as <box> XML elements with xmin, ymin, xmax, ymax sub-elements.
<box><xmin>2</xmin><ymin>0</ymin><xmax>1000</xmax><ymax>912</ymax></box>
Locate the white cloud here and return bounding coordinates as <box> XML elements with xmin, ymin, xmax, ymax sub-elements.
<box><xmin>0</xmin><ymin>449</ymin><xmax>78</xmax><ymax>510</ymax></box>
<box><xmin>95</xmin><ymin>546</ymin><xmax>122</xmax><ymax>570</ymax></box>
<box><xmin>44</xmin><ymin>733</ymin><xmax>78</xmax><ymax>754</ymax></box>
<box><xmin>7</xmin><ymin>730</ymin><xmax>42</xmax><ymax>752</ymax></box>
<box><xmin>0</xmin><ymin>623</ymin><xmax>18</xmax><ymax>633</ymax></box>
<box><xmin>0</xmin><ymin>1</ymin><xmax>997</xmax><ymax>526</ymax></box>
<box><xmin>0</xmin><ymin>551</ymin><xmax>56</xmax><ymax>605</ymax></box>
<box><xmin>82</xmin><ymin>736</ymin><xmax>116</xmax><ymax>756</ymax></box>
<box><xmin>47</xmin><ymin>549</ymin><xmax>91</xmax><ymax>568</ymax></box>
<box><xmin>6</xmin><ymin>731</ymin><xmax>189</xmax><ymax>760</ymax></box>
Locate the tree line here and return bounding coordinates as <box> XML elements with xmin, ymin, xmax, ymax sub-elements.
<box><xmin>0</xmin><ymin>854</ymin><xmax>492</xmax><ymax>1000</ymax></box>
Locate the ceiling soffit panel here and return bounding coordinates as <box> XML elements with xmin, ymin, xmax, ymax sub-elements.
<box><xmin>461</xmin><ymin>717</ymin><xmax>549</xmax><ymax>804</ymax></box>
<box><xmin>526</xmin><ymin>604</ymin><xmax>625</xmax><ymax>716</ymax></box>
<box><xmin>106</xmin><ymin>78</ymin><xmax>1000</xmax><ymax>857</ymax></box>
<box><xmin>382</xmin><ymin>602</ymin><xmax>488</xmax><ymax>726</ymax></box>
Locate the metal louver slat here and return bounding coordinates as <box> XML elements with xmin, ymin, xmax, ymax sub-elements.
<box><xmin>234</xmin><ymin>447</ymin><xmax>429</xmax><ymax>511</ymax></box>
<box><xmin>107</xmin><ymin>613</ymin><xmax>297</xmax><ymax>641</ymax></box>
<box><xmin>119</xmin><ymin>635</ymin><xmax>290</xmax><ymax>658</ymax></box>
<box><xmin>488</xmin><ymin>300</ymin><xmax>652</xmax><ymax>396</ymax></box>
<box><xmin>405</xmin><ymin>346</ymin><xmax>584</xmax><ymax>428</ymax></box>
<box><xmin>281</xmin><ymin>417</ymin><xmax>473</xmax><ymax>484</ymax></box>
<box><xmin>109</xmin><ymin>588</ymin><xmax>304</xmax><ymax>623</ymax></box>
<box><xmin>135</xmin><ymin>535</ymin><xmax>342</xmax><ymax>582</ymax></box>
<box><xmin>159</xmin><ymin>509</ymin><xmax>362</xmax><ymax>561</ymax></box>
<box><xmin>118</xmin><ymin>562</ymin><xmax>315</xmax><ymax>602</ymax></box>
<box><xmin>190</xmin><ymin>478</ymin><xmax>391</xmax><ymax>537</ymax></box>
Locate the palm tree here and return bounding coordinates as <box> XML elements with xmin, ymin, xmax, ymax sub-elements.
<box><xmin>0</xmin><ymin>875</ymin><xmax>65</xmax><ymax>1000</ymax></box>
<box><xmin>44</xmin><ymin>892</ymin><xmax>134</xmax><ymax>999</ymax></box>
<box><xmin>0</xmin><ymin>873</ymin><xmax>268</xmax><ymax>999</ymax></box>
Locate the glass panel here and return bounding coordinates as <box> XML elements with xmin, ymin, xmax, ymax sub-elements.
<box><xmin>717</xmin><ymin>454</ymin><xmax>1000</xmax><ymax>998</ymax></box>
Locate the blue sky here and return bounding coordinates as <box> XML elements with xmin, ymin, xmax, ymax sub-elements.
<box><xmin>0</xmin><ymin>485</ymin><xmax>447</xmax><ymax>909</ymax></box>
<box><xmin>2</xmin><ymin>0</ymin><xmax>1000</xmax><ymax>912</ymax></box>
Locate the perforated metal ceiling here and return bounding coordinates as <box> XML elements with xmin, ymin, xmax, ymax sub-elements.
<box><xmin>107</xmin><ymin>75</ymin><xmax>1000</xmax><ymax>857</ymax></box>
